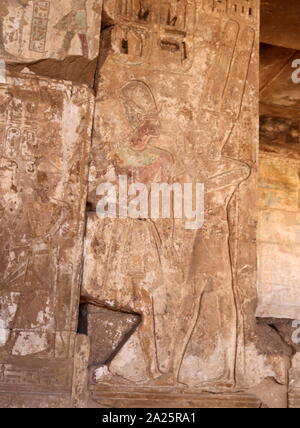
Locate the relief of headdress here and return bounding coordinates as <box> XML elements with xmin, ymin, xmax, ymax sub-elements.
<box><xmin>119</xmin><ymin>81</ymin><xmax>158</xmax><ymax>129</ymax></box>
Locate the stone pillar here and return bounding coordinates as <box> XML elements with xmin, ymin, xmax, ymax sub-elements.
<box><xmin>0</xmin><ymin>73</ymin><xmax>94</xmax><ymax>407</ymax></box>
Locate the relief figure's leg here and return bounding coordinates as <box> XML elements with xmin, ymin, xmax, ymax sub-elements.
<box><xmin>132</xmin><ymin>276</ymin><xmax>161</xmax><ymax>380</ymax></box>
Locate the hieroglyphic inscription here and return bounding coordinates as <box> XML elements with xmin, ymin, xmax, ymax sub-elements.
<box><xmin>29</xmin><ymin>1</ymin><xmax>51</xmax><ymax>53</ymax></box>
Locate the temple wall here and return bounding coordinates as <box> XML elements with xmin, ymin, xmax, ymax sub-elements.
<box><xmin>0</xmin><ymin>0</ymin><xmax>298</xmax><ymax>408</ymax></box>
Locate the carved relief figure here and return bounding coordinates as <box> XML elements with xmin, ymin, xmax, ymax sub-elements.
<box><xmin>55</xmin><ymin>0</ymin><xmax>89</xmax><ymax>57</ymax></box>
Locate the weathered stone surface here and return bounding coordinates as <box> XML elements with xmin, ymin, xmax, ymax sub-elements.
<box><xmin>0</xmin><ymin>1</ymin><xmax>103</xmax><ymax>62</ymax></box>
<box><xmin>82</xmin><ymin>0</ymin><xmax>288</xmax><ymax>404</ymax></box>
<box><xmin>257</xmin><ymin>150</ymin><xmax>300</xmax><ymax>320</ymax></box>
<box><xmin>0</xmin><ymin>72</ymin><xmax>94</xmax><ymax>407</ymax></box>
<box><xmin>261</xmin><ymin>0</ymin><xmax>300</xmax><ymax>50</ymax></box>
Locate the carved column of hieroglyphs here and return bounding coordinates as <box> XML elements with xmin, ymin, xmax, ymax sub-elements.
<box><xmin>0</xmin><ymin>0</ymin><xmax>102</xmax><ymax>62</ymax></box>
<box><xmin>83</xmin><ymin>0</ymin><xmax>288</xmax><ymax>406</ymax></box>
<box><xmin>0</xmin><ymin>73</ymin><xmax>94</xmax><ymax>407</ymax></box>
